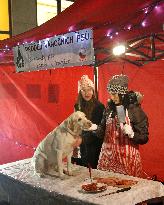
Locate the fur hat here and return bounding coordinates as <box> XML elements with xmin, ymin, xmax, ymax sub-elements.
<box><xmin>135</xmin><ymin>91</ymin><xmax>144</xmax><ymax>104</ymax></box>
<box><xmin>78</xmin><ymin>75</ymin><xmax>94</xmax><ymax>92</ymax></box>
<box><xmin>107</xmin><ymin>74</ymin><xmax>128</xmax><ymax>94</ymax></box>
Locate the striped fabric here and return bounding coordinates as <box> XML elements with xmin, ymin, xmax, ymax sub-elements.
<box><xmin>97</xmin><ymin>115</ymin><xmax>142</xmax><ymax>177</ymax></box>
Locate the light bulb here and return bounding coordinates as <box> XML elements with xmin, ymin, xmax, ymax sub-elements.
<box><xmin>113</xmin><ymin>45</ymin><xmax>126</xmax><ymax>56</ymax></box>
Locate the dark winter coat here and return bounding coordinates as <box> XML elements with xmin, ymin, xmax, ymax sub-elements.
<box><xmin>97</xmin><ymin>91</ymin><xmax>149</xmax><ymax>145</ymax></box>
<box><xmin>73</xmin><ymin>101</ymin><xmax>105</xmax><ymax>168</ymax></box>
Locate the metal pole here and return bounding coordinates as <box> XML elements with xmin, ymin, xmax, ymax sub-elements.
<box><xmin>56</xmin><ymin>0</ymin><xmax>61</xmax><ymax>15</ymax></box>
<box><xmin>151</xmin><ymin>34</ymin><xmax>155</xmax><ymax>60</ymax></box>
<box><xmin>8</xmin><ymin>0</ymin><xmax>12</xmax><ymax>37</ymax></box>
<box><xmin>94</xmin><ymin>65</ymin><xmax>98</xmax><ymax>99</ymax></box>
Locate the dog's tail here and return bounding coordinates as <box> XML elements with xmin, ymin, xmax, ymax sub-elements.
<box><xmin>31</xmin><ymin>151</ymin><xmax>47</xmax><ymax>167</ymax></box>
<box><xmin>34</xmin><ymin>151</ymin><xmax>47</xmax><ymax>160</ymax></box>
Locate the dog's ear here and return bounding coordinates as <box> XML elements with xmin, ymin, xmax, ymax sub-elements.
<box><xmin>65</xmin><ymin>116</ymin><xmax>74</xmax><ymax>132</ymax></box>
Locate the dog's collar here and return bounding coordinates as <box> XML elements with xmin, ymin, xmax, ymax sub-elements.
<box><xmin>64</xmin><ymin>127</ymin><xmax>78</xmax><ymax>138</ymax></box>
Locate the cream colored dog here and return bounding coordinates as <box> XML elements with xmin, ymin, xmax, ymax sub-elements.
<box><xmin>32</xmin><ymin>111</ymin><xmax>92</xmax><ymax>179</ymax></box>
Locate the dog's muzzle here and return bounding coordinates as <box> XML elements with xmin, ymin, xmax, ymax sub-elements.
<box><xmin>83</xmin><ymin>120</ymin><xmax>92</xmax><ymax>130</ymax></box>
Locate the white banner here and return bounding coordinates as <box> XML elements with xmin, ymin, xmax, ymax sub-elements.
<box><xmin>13</xmin><ymin>28</ymin><xmax>94</xmax><ymax>72</ymax></box>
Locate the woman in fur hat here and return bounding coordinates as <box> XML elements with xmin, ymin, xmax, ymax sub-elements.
<box><xmin>97</xmin><ymin>74</ymin><xmax>149</xmax><ymax>177</ymax></box>
<box><xmin>72</xmin><ymin>75</ymin><xmax>105</xmax><ymax>169</ymax></box>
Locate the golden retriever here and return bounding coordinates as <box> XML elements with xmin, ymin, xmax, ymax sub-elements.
<box><xmin>32</xmin><ymin>111</ymin><xmax>92</xmax><ymax>179</ymax></box>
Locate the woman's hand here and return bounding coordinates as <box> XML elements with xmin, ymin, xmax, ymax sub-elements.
<box><xmin>122</xmin><ymin>124</ymin><xmax>134</xmax><ymax>138</ymax></box>
<box><xmin>88</xmin><ymin>124</ymin><xmax>98</xmax><ymax>131</ymax></box>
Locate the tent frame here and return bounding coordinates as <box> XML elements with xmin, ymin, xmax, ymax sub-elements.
<box><xmin>95</xmin><ymin>33</ymin><xmax>164</xmax><ymax>67</ymax></box>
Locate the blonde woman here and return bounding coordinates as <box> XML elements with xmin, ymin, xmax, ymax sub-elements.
<box><xmin>72</xmin><ymin>75</ymin><xmax>105</xmax><ymax>169</ymax></box>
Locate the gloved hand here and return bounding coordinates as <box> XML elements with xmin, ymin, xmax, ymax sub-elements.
<box><xmin>122</xmin><ymin>124</ymin><xmax>134</xmax><ymax>138</ymax></box>
<box><xmin>88</xmin><ymin>123</ymin><xmax>98</xmax><ymax>131</ymax></box>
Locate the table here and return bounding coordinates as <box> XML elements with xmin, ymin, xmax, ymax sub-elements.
<box><xmin>0</xmin><ymin>159</ymin><xmax>163</xmax><ymax>205</ymax></box>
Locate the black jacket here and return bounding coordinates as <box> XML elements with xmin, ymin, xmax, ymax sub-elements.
<box><xmin>73</xmin><ymin>101</ymin><xmax>105</xmax><ymax>168</ymax></box>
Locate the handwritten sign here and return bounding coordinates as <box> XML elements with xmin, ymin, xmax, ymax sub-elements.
<box><xmin>13</xmin><ymin>28</ymin><xmax>94</xmax><ymax>72</ymax></box>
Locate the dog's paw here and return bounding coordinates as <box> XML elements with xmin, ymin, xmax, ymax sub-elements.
<box><xmin>63</xmin><ymin>169</ymin><xmax>77</xmax><ymax>176</ymax></box>
<box><xmin>69</xmin><ymin>170</ymin><xmax>80</xmax><ymax>176</ymax></box>
<box><xmin>59</xmin><ymin>173</ymin><xmax>69</xmax><ymax>180</ymax></box>
<box><xmin>69</xmin><ymin>171</ymin><xmax>74</xmax><ymax>176</ymax></box>
<box><xmin>63</xmin><ymin>169</ymin><xmax>72</xmax><ymax>176</ymax></box>
<box><xmin>67</xmin><ymin>171</ymin><xmax>74</xmax><ymax>176</ymax></box>
<box><xmin>46</xmin><ymin>169</ymin><xmax>58</xmax><ymax>176</ymax></box>
<box><xmin>35</xmin><ymin>172</ymin><xmax>45</xmax><ymax>178</ymax></box>
<box><xmin>70</xmin><ymin>170</ymin><xmax>79</xmax><ymax>176</ymax></box>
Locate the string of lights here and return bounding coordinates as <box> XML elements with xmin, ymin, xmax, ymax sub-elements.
<box><xmin>1</xmin><ymin>136</ymin><xmax>36</xmax><ymax>151</ymax></box>
<box><xmin>0</xmin><ymin>0</ymin><xmax>162</xmax><ymax>54</ymax></box>
<box><xmin>101</xmin><ymin>0</ymin><xmax>163</xmax><ymax>43</ymax></box>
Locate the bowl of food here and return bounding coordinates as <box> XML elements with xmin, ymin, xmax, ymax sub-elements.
<box><xmin>93</xmin><ymin>177</ymin><xmax>138</xmax><ymax>188</ymax></box>
<box><xmin>81</xmin><ymin>182</ymin><xmax>107</xmax><ymax>193</ymax></box>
